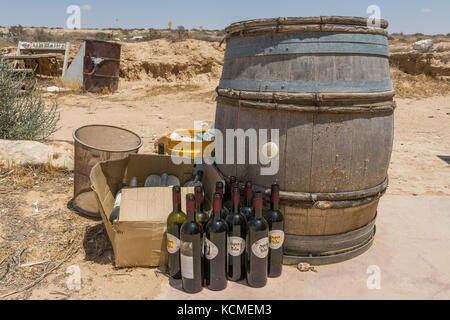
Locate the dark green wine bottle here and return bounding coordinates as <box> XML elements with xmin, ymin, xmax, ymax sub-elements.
<box><xmin>264</xmin><ymin>184</ymin><xmax>284</xmax><ymax>278</ymax></box>
<box><xmin>180</xmin><ymin>194</ymin><xmax>203</xmax><ymax>293</ymax></box>
<box><xmin>205</xmin><ymin>193</ymin><xmax>228</xmax><ymax>291</ymax></box>
<box><xmin>194</xmin><ymin>185</ymin><xmax>208</xmax><ymax>285</ymax></box>
<box><xmin>246</xmin><ymin>192</ymin><xmax>269</xmax><ymax>288</ymax></box>
<box><xmin>225</xmin><ymin>186</ymin><xmax>247</xmax><ymax>281</ymax></box>
<box><xmin>215</xmin><ymin>181</ymin><xmax>229</xmax><ymax>219</ymax></box>
<box><xmin>241</xmin><ymin>181</ymin><xmax>254</xmax><ymax>221</ymax></box>
<box><xmin>166</xmin><ymin>186</ymin><xmax>187</xmax><ymax>279</ymax></box>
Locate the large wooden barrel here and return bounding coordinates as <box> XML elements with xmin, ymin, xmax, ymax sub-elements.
<box><xmin>215</xmin><ymin>17</ymin><xmax>395</xmax><ymax>265</ymax></box>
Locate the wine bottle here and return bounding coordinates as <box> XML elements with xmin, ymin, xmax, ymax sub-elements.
<box><xmin>109</xmin><ymin>177</ymin><xmax>138</xmax><ymax>223</ymax></box>
<box><xmin>264</xmin><ymin>184</ymin><xmax>284</xmax><ymax>278</ymax></box>
<box><xmin>204</xmin><ymin>193</ymin><xmax>228</xmax><ymax>291</ymax></box>
<box><xmin>180</xmin><ymin>194</ymin><xmax>203</xmax><ymax>293</ymax></box>
<box><xmin>225</xmin><ymin>186</ymin><xmax>247</xmax><ymax>281</ymax></box>
<box><xmin>167</xmin><ymin>186</ymin><xmax>187</xmax><ymax>279</ymax></box>
<box><xmin>246</xmin><ymin>192</ymin><xmax>269</xmax><ymax>288</ymax></box>
<box><xmin>241</xmin><ymin>181</ymin><xmax>254</xmax><ymax>221</ymax></box>
<box><xmin>223</xmin><ymin>176</ymin><xmax>237</xmax><ymax>212</ymax></box>
<box><xmin>184</xmin><ymin>170</ymin><xmax>204</xmax><ymax>187</ymax></box>
<box><xmin>194</xmin><ymin>186</ymin><xmax>209</xmax><ymax>231</ymax></box>
<box><xmin>158</xmin><ymin>143</ymin><xmax>165</xmax><ymax>155</ymax></box>
<box><xmin>194</xmin><ymin>185</ymin><xmax>208</xmax><ymax>285</ymax></box>
<box><xmin>215</xmin><ymin>181</ymin><xmax>229</xmax><ymax>219</ymax></box>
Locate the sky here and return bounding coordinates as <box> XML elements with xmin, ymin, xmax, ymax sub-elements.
<box><xmin>0</xmin><ymin>0</ymin><xmax>449</xmax><ymax>34</ymax></box>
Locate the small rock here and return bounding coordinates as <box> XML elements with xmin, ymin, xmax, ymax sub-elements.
<box><xmin>0</xmin><ymin>140</ymin><xmax>74</xmax><ymax>171</ymax></box>
<box><xmin>413</xmin><ymin>39</ymin><xmax>434</xmax><ymax>53</ymax></box>
<box><xmin>297</xmin><ymin>262</ymin><xmax>318</xmax><ymax>273</ymax></box>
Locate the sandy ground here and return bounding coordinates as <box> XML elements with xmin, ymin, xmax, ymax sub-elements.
<box><xmin>50</xmin><ymin>81</ymin><xmax>450</xmax><ymax>196</ymax></box>
<box><xmin>1</xmin><ymin>80</ymin><xmax>449</xmax><ymax>300</ymax></box>
<box><xmin>25</xmin><ymin>194</ymin><xmax>450</xmax><ymax>300</ymax></box>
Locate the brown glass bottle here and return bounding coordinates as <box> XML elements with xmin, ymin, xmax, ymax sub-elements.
<box><xmin>180</xmin><ymin>194</ymin><xmax>203</xmax><ymax>293</ymax></box>
<box><xmin>204</xmin><ymin>193</ymin><xmax>228</xmax><ymax>291</ymax></box>
<box><xmin>264</xmin><ymin>184</ymin><xmax>284</xmax><ymax>278</ymax></box>
<box><xmin>225</xmin><ymin>186</ymin><xmax>247</xmax><ymax>281</ymax></box>
<box><xmin>215</xmin><ymin>181</ymin><xmax>229</xmax><ymax>219</ymax></box>
<box><xmin>246</xmin><ymin>192</ymin><xmax>269</xmax><ymax>288</ymax></box>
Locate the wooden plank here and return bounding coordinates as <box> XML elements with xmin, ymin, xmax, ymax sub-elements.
<box><xmin>12</xmin><ymin>68</ymin><xmax>33</xmax><ymax>73</ymax></box>
<box><xmin>3</xmin><ymin>53</ymin><xmax>58</xmax><ymax>60</ymax></box>
<box><xmin>215</xmin><ymin>102</ymin><xmax>238</xmax><ymax>179</ymax></box>
<box><xmin>284</xmin><ymin>215</ymin><xmax>376</xmax><ymax>255</ymax></box>
<box><xmin>284</xmin><ymin>111</ymin><xmax>313</xmax><ymax>192</ymax></box>
<box><xmin>18</xmin><ymin>41</ymin><xmax>67</xmax><ymax>51</ymax></box>
<box><xmin>349</xmin><ymin>113</ymin><xmax>373</xmax><ymax>191</ymax></box>
<box><xmin>310</xmin><ymin>113</ymin><xmax>353</xmax><ymax>193</ymax></box>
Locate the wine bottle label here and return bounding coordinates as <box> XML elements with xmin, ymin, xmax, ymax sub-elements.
<box><xmin>269</xmin><ymin>230</ymin><xmax>285</xmax><ymax>250</ymax></box>
<box><xmin>227</xmin><ymin>236</ymin><xmax>245</xmax><ymax>257</ymax></box>
<box><xmin>204</xmin><ymin>238</ymin><xmax>219</xmax><ymax>260</ymax></box>
<box><xmin>251</xmin><ymin>237</ymin><xmax>269</xmax><ymax>259</ymax></box>
<box><xmin>180</xmin><ymin>241</ymin><xmax>194</xmax><ymax>279</ymax></box>
<box><xmin>167</xmin><ymin>233</ymin><xmax>180</xmax><ymax>254</ymax></box>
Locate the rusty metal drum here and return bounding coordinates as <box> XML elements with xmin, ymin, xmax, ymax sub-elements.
<box><xmin>72</xmin><ymin>125</ymin><xmax>142</xmax><ymax>218</ymax></box>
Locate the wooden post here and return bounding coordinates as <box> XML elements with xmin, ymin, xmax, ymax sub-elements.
<box><xmin>62</xmin><ymin>42</ymin><xmax>70</xmax><ymax>78</ymax></box>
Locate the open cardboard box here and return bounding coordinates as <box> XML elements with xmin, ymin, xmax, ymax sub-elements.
<box><xmin>90</xmin><ymin>154</ymin><xmax>223</xmax><ymax>268</ymax></box>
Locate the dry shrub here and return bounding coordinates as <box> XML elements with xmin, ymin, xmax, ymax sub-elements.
<box><xmin>0</xmin><ymin>165</ymin><xmax>97</xmax><ymax>297</ymax></box>
<box><xmin>391</xmin><ymin>67</ymin><xmax>450</xmax><ymax>98</ymax></box>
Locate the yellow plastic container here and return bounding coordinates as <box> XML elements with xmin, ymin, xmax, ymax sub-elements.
<box><xmin>166</xmin><ymin>129</ymin><xmax>215</xmax><ymax>158</ymax></box>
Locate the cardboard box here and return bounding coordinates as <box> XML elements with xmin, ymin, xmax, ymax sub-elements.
<box><xmin>90</xmin><ymin>154</ymin><xmax>223</xmax><ymax>268</ymax></box>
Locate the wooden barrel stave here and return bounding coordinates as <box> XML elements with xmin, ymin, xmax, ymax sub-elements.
<box><xmin>216</xmin><ymin>101</ymin><xmax>394</xmax><ymax>193</ymax></box>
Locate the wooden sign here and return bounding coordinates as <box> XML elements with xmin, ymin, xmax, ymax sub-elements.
<box><xmin>18</xmin><ymin>42</ymin><xmax>68</xmax><ymax>51</ymax></box>
<box><xmin>15</xmin><ymin>41</ymin><xmax>71</xmax><ymax>77</ymax></box>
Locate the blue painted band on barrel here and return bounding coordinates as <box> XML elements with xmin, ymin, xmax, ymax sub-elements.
<box><xmin>218</xmin><ymin>79</ymin><xmax>394</xmax><ymax>93</ymax></box>
<box><xmin>225</xmin><ymin>33</ymin><xmax>389</xmax><ymax>59</ymax></box>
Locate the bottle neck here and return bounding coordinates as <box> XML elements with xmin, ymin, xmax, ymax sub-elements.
<box><xmin>227</xmin><ymin>181</ymin><xmax>236</xmax><ymax>199</ymax></box>
<box><xmin>186</xmin><ymin>201</ymin><xmax>195</xmax><ymax>222</ymax></box>
<box><xmin>216</xmin><ymin>187</ymin><xmax>224</xmax><ymax>198</ymax></box>
<box><xmin>195</xmin><ymin>192</ymin><xmax>203</xmax><ymax>212</ymax></box>
<box><xmin>245</xmin><ymin>186</ymin><xmax>253</xmax><ymax>207</ymax></box>
<box><xmin>213</xmin><ymin>198</ymin><xmax>222</xmax><ymax>220</ymax></box>
<box><xmin>271</xmin><ymin>190</ymin><xmax>280</xmax><ymax>210</ymax></box>
<box><xmin>232</xmin><ymin>192</ymin><xmax>240</xmax><ymax>214</ymax></box>
<box><xmin>173</xmin><ymin>192</ymin><xmax>181</xmax><ymax>212</ymax></box>
<box><xmin>173</xmin><ymin>202</ymin><xmax>181</xmax><ymax>212</ymax></box>
<box><xmin>254</xmin><ymin>197</ymin><xmax>263</xmax><ymax>219</ymax></box>
<box><xmin>245</xmin><ymin>197</ymin><xmax>252</xmax><ymax>207</ymax></box>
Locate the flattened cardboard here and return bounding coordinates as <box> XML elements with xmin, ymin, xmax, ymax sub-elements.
<box><xmin>90</xmin><ymin>154</ymin><xmax>222</xmax><ymax>268</ymax></box>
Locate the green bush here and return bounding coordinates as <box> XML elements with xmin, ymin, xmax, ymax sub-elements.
<box><xmin>0</xmin><ymin>56</ymin><xmax>60</xmax><ymax>141</ymax></box>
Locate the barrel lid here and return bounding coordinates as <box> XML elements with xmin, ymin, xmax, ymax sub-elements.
<box><xmin>225</xmin><ymin>16</ymin><xmax>389</xmax><ymax>38</ymax></box>
<box><xmin>73</xmin><ymin>124</ymin><xmax>143</xmax><ymax>153</ymax></box>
